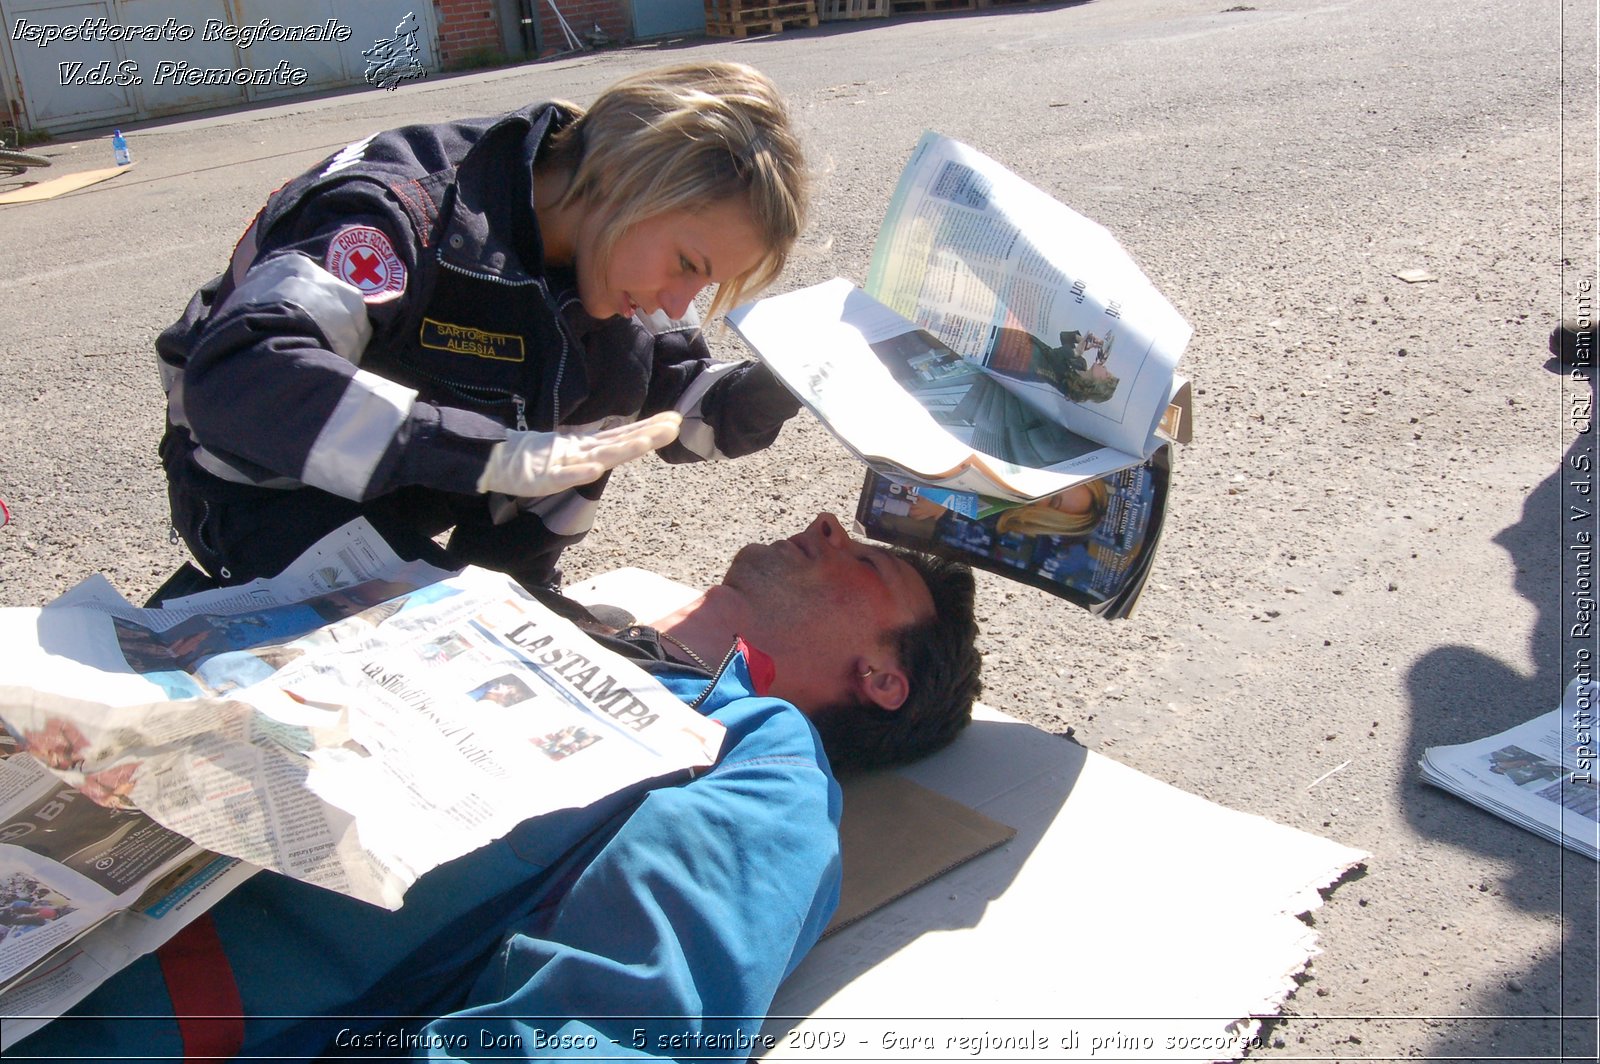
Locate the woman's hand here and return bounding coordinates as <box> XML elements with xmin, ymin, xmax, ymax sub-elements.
<box><xmin>476</xmin><ymin>412</ymin><xmax>682</xmax><ymax>497</ymax></box>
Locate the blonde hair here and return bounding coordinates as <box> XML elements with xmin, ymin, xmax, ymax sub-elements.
<box><xmin>545</xmin><ymin>61</ymin><xmax>807</xmax><ymax>317</ymax></box>
<box><xmin>994</xmin><ymin>479</ymin><xmax>1110</xmax><ymax>538</ymax></box>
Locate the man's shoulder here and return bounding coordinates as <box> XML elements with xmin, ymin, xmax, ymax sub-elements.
<box><xmin>701</xmin><ymin>665</ymin><xmax>834</xmax><ymax>782</ymax></box>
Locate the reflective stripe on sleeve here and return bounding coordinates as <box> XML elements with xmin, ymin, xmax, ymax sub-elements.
<box><xmin>301</xmin><ymin>370</ymin><xmax>417</xmax><ymax>498</ymax></box>
<box><xmin>222</xmin><ymin>251</ymin><xmax>373</xmax><ymax>364</ymax></box>
<box><xmin>672</xmin><ymin>360</ymin><xmax>741</xmax><ymax>460</ymax></box>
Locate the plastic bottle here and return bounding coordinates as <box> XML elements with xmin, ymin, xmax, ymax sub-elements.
<box><xmin>111</xmin><ymin>129</ymin><xmax>131</xmax><ymax>166</ymax></box>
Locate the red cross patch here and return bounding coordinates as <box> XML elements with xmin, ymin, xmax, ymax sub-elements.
<box><xmin>325</xmin><ymin>226</ymin><xmax>406</xmax><ymax>302</ymax></box>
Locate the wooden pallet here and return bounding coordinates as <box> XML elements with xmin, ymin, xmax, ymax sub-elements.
<box><xmin>819</xmin><ymin>0</ymin><xmax>890</xmax><ymax>18</ymax></box>
<box><xmin>889</xmin><ymin>0</ymin><xmax>976</xmax><ymax>13</ymax></box>
<box><xmin>704</xmin><ymin>0</ymin><xmax>820</xmax><ymax>37</ymax></box>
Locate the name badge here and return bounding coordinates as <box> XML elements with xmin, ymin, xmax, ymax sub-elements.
<box><xmin>420</xmin><ymin>318</ymin><xmax>526</xmax><ymax>362</ymax></box>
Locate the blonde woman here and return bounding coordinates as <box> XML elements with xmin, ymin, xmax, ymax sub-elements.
<box><xmin>886</xmin><ymin>479</ymin><xmax>1110</xmax><ymax>543</ymax></box>
<box><xmin>156</xmin><ymin>62</ymin><xmax>807</xmax><ymax>596</ymax></box>
<box><xmin>994</xmin><ymin>479</ymin><xmax>1110</xmax><ymax>538</ymax></box>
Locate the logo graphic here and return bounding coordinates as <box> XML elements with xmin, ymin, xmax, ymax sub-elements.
<box><xmin>325</xmin><ymin>226</ymin><xmax>406</xmax><ymax>302</ymax></box>
<box><xmin>364</xmin><ymin>12</ymin><xmax>426</xmax><ymax>91</ymax></box>
<box><xmin>321</xmin><ymin>133</ymin><xmax>377</xmax><ymax>177</ymax></box>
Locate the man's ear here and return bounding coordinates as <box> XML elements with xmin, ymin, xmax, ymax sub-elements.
<box><xmin>855</xmin><ymin>657</ymin><xmax>910</xmax><ymax>712</ymax></box>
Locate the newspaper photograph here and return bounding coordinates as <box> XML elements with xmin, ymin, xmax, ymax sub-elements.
<box><xmin>1419</xmin><ymin>678</ymin><xmax>1599</xmax><ymax>860</ymax></box>
<box><xmin>854</xmin><ymin>451</ymin><xmax>1170</xmax><ymax>618</ymax></box>
<box><xmin>865</xmin><ymin>131</ymin><xmax>1192</xmax><ymax>457</ymax></box>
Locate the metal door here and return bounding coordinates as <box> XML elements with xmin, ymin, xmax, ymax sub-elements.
<box><xmin>630</xmin><ymin>0</ymin><xmax>704</xmax><ymax>40</ymax></box>
<box><xmin>0</xmin><ymin>0</ymin><xmax>439</xmax><ymax>134</ymax></box>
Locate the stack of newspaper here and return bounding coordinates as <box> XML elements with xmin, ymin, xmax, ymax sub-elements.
<box><xmin>729</xmin><ymin>133</ymin><xmax>1193</xmax><ymax>617</ymax></box>
<box><xmin>1419</xmin><ymin>678</ymin><xmax>1599</xmax><ymax>860</ymax></box>
<box><xmin>0</xmin><ymin>521</ymin><xmax>724</xmax><ymax>1047</ymax></box>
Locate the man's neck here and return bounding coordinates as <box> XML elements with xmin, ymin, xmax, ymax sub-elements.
<box><xmin>649</xmin><ymin>587</ymin><xmax>748</xmax><ymax>670</ymax></box>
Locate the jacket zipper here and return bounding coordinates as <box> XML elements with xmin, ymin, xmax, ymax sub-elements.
<box><xmin>688</xmin><ymin>641</ymin><xmax>744</xmax><ymax>711</ymax></box>
<box><xmin>433</xmin><ymin>258</ymin><xmax>570</xmax><ymax>430</ymax></box>
<box><xmin>392</xmin><ymin>358</ymin><xmax>526</xmax><ymax>423</ymax></box>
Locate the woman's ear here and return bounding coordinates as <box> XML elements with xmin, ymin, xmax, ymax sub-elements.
<box><xmin>855</xmin><ymin>658</ymin><xmax>910</xmax><ymax>712</ymax></box>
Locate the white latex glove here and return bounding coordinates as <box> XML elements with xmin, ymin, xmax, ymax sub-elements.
<box><xmin>476</xmin><ymin>412</ymin><xmax>682</xmax><ymax>496</ymax></box>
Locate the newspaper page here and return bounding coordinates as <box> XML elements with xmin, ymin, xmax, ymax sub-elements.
<box><xmin>729</xmin><ymin>278</ymin><xmax>1151</xmax><ymax>502</ymax></box>
<box><xmin>47</xmin><ymin>517</ymin><xmax>452</xmax><ymax>632</ymax></box>
<box><xmin>865</xmin><ymin>132</ymin><xmax>1191</xmax><ymax>458</ymax></box>
<box><xmin>0</xmin><ymin>742</ymin><xmax>213</xmax><ymax>991</ymax></box>
<box><xmin>0</xmin><ymin>566</ymin><xmax>726</xmax><ymax>911</ymax></box>
<box><xmin>1419</xmin><ymin>678</ymin><xmax>1599</xmax><ymax>860</ymax></box>
<box><xmin>0</xmin><ymin>520</ymin><xmax>446</xmax><ymax>1044</ymax></box>
<box><xmin>0</xmin><ymin>846</ymin><xmax>256</xmax><ymax>1050</ymax></box>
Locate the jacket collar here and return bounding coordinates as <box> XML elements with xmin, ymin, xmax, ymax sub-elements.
<box><xmin>437</xmin><ymin>102</ymin><xmax>575</xmax><ymax>283</ymax></box>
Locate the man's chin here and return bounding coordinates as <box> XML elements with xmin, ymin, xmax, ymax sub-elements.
<box><xmin>724</xmin><ymin>545</ymin><xmax>789</xmax><ymax>585</ymax></box>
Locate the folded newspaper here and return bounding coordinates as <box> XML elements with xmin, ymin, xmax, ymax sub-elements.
<box><xmin>1419</xmin><ymin>678</ymin><xmax>1599</xmax><ymax>861</ymax></box>
<box><xmin>0</xmin><ymin>520</ymin><xmax>725</xmax><ymax>1045</ymax></box>
<box><xmin>728</xmin><ymin>133</ymin><xmax>1193</xmax><ymax>616</ymax></box>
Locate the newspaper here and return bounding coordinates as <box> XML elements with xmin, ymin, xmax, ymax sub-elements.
<box><xmin>868</xmin><ymin>132</ymin><xmax>1192</xmax><ymax>456</ymax></box>
<box><xmin>0</xmin><ymin>520</ymin><xmax>446</xmax><ymax>1047</ymax></box>
<box><xmin>1</xmin><ymin>563</ymin><xmax>725</xmax><ymax>913</ymax></box>
<box><xmin>727</xmin><ymin>137</ymin><xmax>1191</xmax><ymax>505</ymax></box>
<box><xmin>1419</xmin><ymin>678</ymin><xmax>1599</xmax><ymax>860</ymax></box>
<box><xmin>0</xmin><ymin>740</ymin><xmax>218</xmax><ymax>990</ymax></box>
<box><xmin>0</xmin><ymin>832</ymin><xmax>255</xmax><ymax>1050</ymax></box>
<box><xmin>729</xmin><ymin>134</ymin><xmax>1191</xmax><ymax>613</ymax></box>
<box><xmin>3</xmin><ymin>533</ymin><xmax>728</xmax><ymax>1041</ymax></box>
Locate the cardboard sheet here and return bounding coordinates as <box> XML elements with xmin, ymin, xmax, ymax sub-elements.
<box><xmin>763</xmin><ymin>708</ymin><xmax>1366</xmax><ymax>1061</ymax></box>
<box><xmin>0</xmin><ymin>163</ymin><xmax>132</xmax><ymax>204</ymax></box>
<box><xmin>828</xmin><ymin>771</ymin><xmax>1015</xmax><ymax>936</ymax></box>
<box><xmin>566</xmin><ymin>569</ymin><xmax>1367</xmax><ymax>1062</ymax></box>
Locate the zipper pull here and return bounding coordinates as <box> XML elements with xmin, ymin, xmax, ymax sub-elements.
<box><xmin>512</xmin><ymin>394</ymin><xmax>527</xmax><ymax>431</ymax></box>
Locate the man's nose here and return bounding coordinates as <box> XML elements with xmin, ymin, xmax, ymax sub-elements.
<box><xmin>811</xmin><ymin>512</ymin><xmax>850</xmax><ymax>548</ymax></box>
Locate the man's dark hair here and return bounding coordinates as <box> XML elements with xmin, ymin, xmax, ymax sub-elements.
<box><xmin>810</xmin><ymin>549</ymin><xmax>982</xmax><ymax>773</ymax></box>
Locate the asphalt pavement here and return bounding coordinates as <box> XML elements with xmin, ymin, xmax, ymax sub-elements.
<box><xmin>0</xmin><ymin>1</ymin><xmax>1596</xmax><ymax>1060</ymax></box>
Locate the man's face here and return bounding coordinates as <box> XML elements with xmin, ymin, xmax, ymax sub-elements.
<box><xmin>721</xmin><ymin>513</ymin><xmax>935</xmax><ymax>687</ymax></box>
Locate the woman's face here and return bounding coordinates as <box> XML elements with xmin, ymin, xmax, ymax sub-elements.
<box><xmin>1043</xmin><ymin>483</ymin><xmax>1095</xmax><ymax>516</ymax></box>
<box><xmin>576</xmin><ymin>198</ymin><xmax>766</xmax><ymax>321</ymax></box>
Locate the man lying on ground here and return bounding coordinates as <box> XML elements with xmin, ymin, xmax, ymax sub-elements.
<box><xmin>16</xmin><ymin>512</ymin><xmax>981</xmax><ymax>1062</ymax></box>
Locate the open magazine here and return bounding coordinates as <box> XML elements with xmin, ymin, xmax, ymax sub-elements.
<box><xmin>1419</xmin><ymin>678</ymin><xmax>1599</xmax><ymax>861</ymax></box>
<box><xmin>855</xmin><ymin>452</ymin><xmax>1170</xmax><ymax>619</ymax></box>
<box><xmin>728</xmin><ymin>133</ymin><xmax>1192</xmax><ymax>612</ymax></box>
